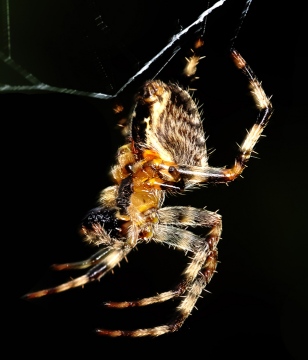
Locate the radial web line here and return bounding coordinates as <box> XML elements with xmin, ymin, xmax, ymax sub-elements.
<box><xmin>0</xmin><ymin>0</ymin><xmax>227</xmax><ymax>99</ymax></box>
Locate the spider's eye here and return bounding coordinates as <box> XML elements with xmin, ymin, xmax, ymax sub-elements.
<box><xmin>82</xmin><ymin>207</ymin><xmax>122</xmax><ymax>239</ymax></box>
<box><xmin>168</xmin><ymin>166</ymin><xmax>176</xmax><ymax>173</ymax></box>
<box><xmin>168</xmin><ymin>166</ymin><xmax>181</xmax><ymax>182</ymax></box>
<box><xmin>125</xmin><ymin>164</ymin><xmax>133</xmax><ymax>173</ymax></box>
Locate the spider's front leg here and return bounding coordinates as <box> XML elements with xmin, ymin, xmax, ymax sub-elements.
<box><xmin>97</xmin><ymin>206</ymin><xmax>222</xmax><ymax>337</ymax></box>
<box><xmin>23</xmin><ymin>206</ymin><xmax>132</xmax><ymax>299</ymax></box>
<box><xmin>23</xmin><ymin>247</ymin><xmax>130</xmax><ymax>299</ymax></box>
<box><xmin>159</xmin><ymin>207</ymin><xmax>222</xmax><ymax>334</ymax></box>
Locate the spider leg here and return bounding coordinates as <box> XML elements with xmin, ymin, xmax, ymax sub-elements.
<box><xmin>103</xmin><ymin>226</ymin><xmax>205</xmax><ymax>309</ymax></box>
<box><xmin>104</xmin><ymin>207</ymin><xmax>221</xmax><ymax>309</ymax></box>
<box><xmin>97</xmin><ymin>207</ymin><xmax>221</xmax><ymax>336</ymax></box>
<box><xmin>23</xmin><ymin>245</ymin><xmax>131</xmax><ymax>299</ymax></box>
<box><xmin>172</xmin><ymin>49</ymin><xmax>274</xmax><ymax>186</ymax></box>
<box><xmin>51</xmin><ymin>247</ymin><xmax>111</xmax><ymax>271</ymax></box>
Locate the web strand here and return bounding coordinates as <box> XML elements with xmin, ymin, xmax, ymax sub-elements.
<box><xmin>0</xmin><ymin>0</ymin><xmax>227</xmax><ymax>99</ymax></box>
<box><xmin>230</xmin><ymin>0</ymin><xmax>253</xmax><ymax>50</ymax></box>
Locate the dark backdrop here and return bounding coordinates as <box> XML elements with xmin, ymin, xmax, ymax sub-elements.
<box><xmin>2</xmin><ymin>1</ymin><xmax>307</xmax><ymax>359</ymax></box>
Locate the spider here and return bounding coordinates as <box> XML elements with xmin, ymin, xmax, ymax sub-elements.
<box><xmin>23</xmin><ymin>48</ymin><xmax>273</xmax><ymax>337</ymax></box>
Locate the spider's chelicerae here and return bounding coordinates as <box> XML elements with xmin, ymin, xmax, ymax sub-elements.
<box><xmin>24</xmin><ymin>49</ymin><xmax>273</xmax><ymax>337</ymax></box>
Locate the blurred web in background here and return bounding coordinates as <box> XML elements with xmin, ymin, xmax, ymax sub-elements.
<box><xmin>0</xmin><ymin>0</ymin><xmax>251</xmax><ymax>100</ymax></box>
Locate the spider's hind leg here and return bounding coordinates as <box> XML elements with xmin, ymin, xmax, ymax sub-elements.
<box><xmin>177</xmin><ymin>49</ymin><xmax>274</xmax><ymax>186</ymax></box>
<box><xmin>230</xmin><ymin>49</ymin><xmax>273</xmax><ymax>166</ymax></box>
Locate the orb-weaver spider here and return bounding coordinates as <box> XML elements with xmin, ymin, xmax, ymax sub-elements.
<box><xmin>24</xmin><ymin>49</ymin><xmax>273</xmax><ymax>337</ymax></box>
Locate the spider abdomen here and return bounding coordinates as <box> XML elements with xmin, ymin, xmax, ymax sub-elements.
<box><xmin>131</xmin><ymin>80</ymin><xmax>208</xmax><ymax>167</ymax></box>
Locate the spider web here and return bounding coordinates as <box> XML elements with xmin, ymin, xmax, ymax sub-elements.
<box><xmin>0</xmin><ymin>0</ymin><xmax>252</xmax><ymax>100</ymax></box>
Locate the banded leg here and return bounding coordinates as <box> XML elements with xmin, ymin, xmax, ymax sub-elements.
<box><xmin>176</xmin><ymin>49</ymin><xmax>273</xmax><ymax>186</ymax></box>
<box><xmin>103</xmin><ymin>226</ymin><xmax>206</xmax><ymax>309</ymax></box>
<box><xmin>23</xmin><ymin>245</ymin><xmax>131</xmax><ymax>299</ymax></box>
<box><xmin>96</xmin><ymin>207</ymin><xmax>221</xmax><ymax>337</ymax></box>
<box><xmin>103</xmin><ymin>207</ymin><xmax>221</xmax><ymax>308</ymax></box>
<box><xmin>51</xmin><ymin>247</ymin><xmax>112</xmax><ymax>271</ymax></box>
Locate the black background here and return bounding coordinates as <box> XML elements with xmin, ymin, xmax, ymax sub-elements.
<box><xmin>2</xmin><ymin>0</ymin><xmax>307</xmax><ymax>359</ymax></box>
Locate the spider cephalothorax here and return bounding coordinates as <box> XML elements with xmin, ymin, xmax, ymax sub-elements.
<box><xmin>24</xmin><ymin>49</ymin><xmax>273</xmax><ymax>337</ymax></box>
